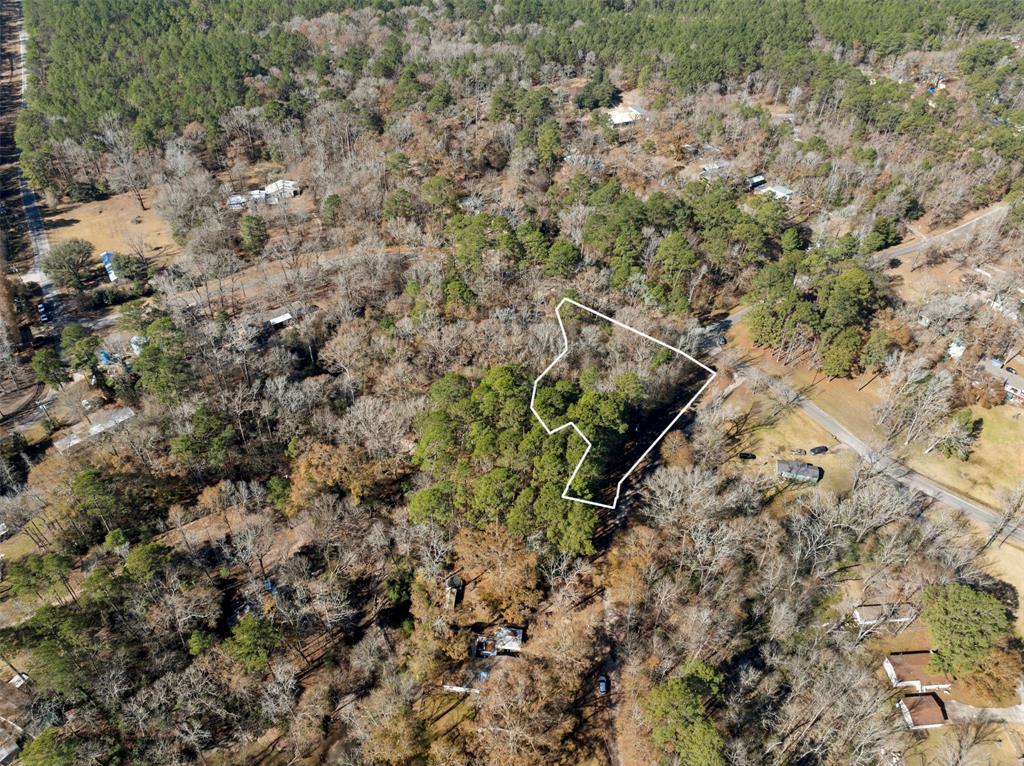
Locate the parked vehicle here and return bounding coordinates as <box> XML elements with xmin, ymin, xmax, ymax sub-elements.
<box><xmin>790</xmin><ymin>448</ymin><xmax>807</xmax><ymax>455</ymax></box>
<box><xmin>598</xmin><ymin>675</ymin><xmax>609</xmax><ymax>695</ymax></box>
<box><xmin>809</xmin><ymin>445</ymin><xmax>828</xmax><ymax>455</ymax></box>
<box><xmin>36</xmin><ymin>303</ymin><xmax>48</xmax><ymax>322</ymax></box>
<box><xmin>738</xmin><ymin>452</ymin><xmax>756</xmax><ymax>460</ymax></box>
<box><xmin>1007</xmin><ymin>367</ymin><xmax>1018</xmax><ymax>375</ymax></box>
<box><xmin>716</xmin><ymin>335</ymin><xmax>727</xmax><ymax>347</ymax></box>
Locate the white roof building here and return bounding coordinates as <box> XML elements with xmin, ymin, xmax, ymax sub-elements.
<box><xmin>607</xmin><ymin>106</ymin><xmax>643</xmax><ymax>126</ymax></box>
<box><xmin>755</xmin><ymin>184</ymin><xmax>795</xmax><ymax>201</ymax></box>
<box><xmin>265</xmin><ymin>179</ymin><xmax>300</xmax><ymax>197</ymax></box>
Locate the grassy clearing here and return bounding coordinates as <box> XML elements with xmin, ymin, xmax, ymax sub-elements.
<box><xmin>717</xmin><ymin>367</ymin><xmax>860</xmax><ymax>498</ymax></box>
<box><xmin>907</xmin><ymin>404</ymin><xmax>1024</xmax><ymax>511</ymax></box>
<box><xmin>905</xmin><ymin>722</ymin><xmax>1024</xmax><ymax>765</ymax></box>
<box><xmin>46</xmin><ymin>188</ymin><xmax>178</xmax><ymax>269</ymax></box>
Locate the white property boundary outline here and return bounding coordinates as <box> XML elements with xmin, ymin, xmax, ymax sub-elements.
<box><xmin>530</xmin><ymin>298</ymin><xmax>717</xmax><ymax>510</ymax></box>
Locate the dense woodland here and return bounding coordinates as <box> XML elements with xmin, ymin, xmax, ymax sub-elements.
<box><xmin>1</xmin><ymin>0</ymin><xmax>1024</xmax><ymax>764</ymax></box>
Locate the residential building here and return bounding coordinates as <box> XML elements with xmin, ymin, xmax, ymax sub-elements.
<box><xmin>897</xmin><ymin>693</ymin><xmax>948</xmax><ymax>730</ymax></box>
<box><xmin>983</xmin><ymin>360</ymin><xmax>1024</xmax><ymax>404</ymax></box>
<box><xmin>883</xmin><ymin>651</ymin><xmax>952</xmax><ymax>693</ymax></box>
<box><xmin>265</xmin><ymin>179</ymin><xmax>300</xmax><ymax>205</ymax></box>
<box><xmin>227</xmin><ymin>179</ymin><xmax>301</xmax><ymax>209</ymax></box>
<box><xmin>755</xmin><ymin>184</ymin><xmax>795</xmax><ymax>201</ymax></box>
<box><xmin>776</xmin><ymin>460</ymin><xmax>822</xmax><ymax>484</ymax></box>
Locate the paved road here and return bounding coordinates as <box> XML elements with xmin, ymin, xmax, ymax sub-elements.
<box><xmin>874</xmin><ymin>204</ymin><xmax>1008</xmax><ymax>260</ymax></box>
<box><xmin>11</xmin><ymin>22</ymin><xmax>50</xmax><ymax>286</ymax></box>
<box><xmin>719</xmin><ymin>306</ymin><xmax>1013</xmax><ymax>537</ymax></box>
<box><xmin>796</xmin><ymin>396</ymin><xmax>1010</xmax><ymax>535</ymax></box>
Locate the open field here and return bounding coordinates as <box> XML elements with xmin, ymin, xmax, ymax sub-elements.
<box><xmin>45</xmin><ymin>187</ymin><xmax>178</xmax><ymax>267</ymax></box>
<box><xmin>728</xmin><ymin>319</ymin><xmax>888</xmax><ymax>444</ymax></box>
<box><xmin>908</xmin><ymin>404</ymin><xmax>1024</xmax><ymax>511</ymax></box>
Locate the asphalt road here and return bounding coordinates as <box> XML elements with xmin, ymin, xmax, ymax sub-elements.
<box><xmin>719</xmin><ymin>306</ymin><xmax>1015</xmax><ymax>539</ymax></box>
<box><xmin>873</xmin><ymin>204</ymin><xmax>1008</xmax><ymax>260</ymax></box>
<box><xmin>796</xmin><ymin>396</ymin><xmax>1011</xmax><ymax>535</ymax></box>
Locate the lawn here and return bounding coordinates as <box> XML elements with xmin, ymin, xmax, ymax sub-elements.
<box><xmin>46</xmin><ymin>188</ymin><xmax>179</xmax><ymax>268</ymax></box>
<box><xmin>907</xmin><ymin>404</ymin><xmax>1024</xmax><ymax>511</ymax></box>
<box><xmin>721</xmin><ymin>381</ymin><xmax>859</xmax><ymax>498</ymax></box>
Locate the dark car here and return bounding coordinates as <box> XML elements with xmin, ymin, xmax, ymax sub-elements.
<box><xmin>598</xmin><ymin>675</ymin><xmax>609</xmax><ymax>695</ymax></box>
<box><xmin>810</xmin><ymin>445</ymin><xmax>829</xmax><ymax>455</ymax></box>
<box><xmin>738</xmin><ymin>452</ymin><xmax>756</xmax><ymax>460</ymax></box>
<box><xmin>1007</xmin><ymin>367</ymin><xmax>1018</xmax><ymax>376</ymax></box>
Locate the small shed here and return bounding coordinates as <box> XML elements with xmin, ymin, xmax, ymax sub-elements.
<box><xmin>745</xmin><ymin>174</ymin><xmax>766</xmax><ymax>191</ymax></box>
<box><xmin>776</xmin><ymin>460</ymin><xmax>821</xmax><ymax>484</ymax></box>
<box><xmin>947</xmin><ymin>339</ymin><xmax>967</xmax><ymax>359</ymax></box>
<box><xmin>226</xmin><ymin>194</ymin><xmax>247</xmax><ymax>210</ymax></box>
<box><xmin>444</xmin><ymin>575</ymin><xmax>464</xmax><ymax>610</ymax></box>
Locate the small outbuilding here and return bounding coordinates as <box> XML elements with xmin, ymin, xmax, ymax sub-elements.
<box><xmin>852</xmin><ymin>603</ymin><xmax>915</xmax><ymax>629</ymax></box>
<box><xmin>471</xmin><ymin>627</ymin><xmax>524</xmax><ymax>658</ymax></box>
<box><xmin>745</xmin><ymin>174</ymin><xmax>766</xmax><ymax>191</ymax></box>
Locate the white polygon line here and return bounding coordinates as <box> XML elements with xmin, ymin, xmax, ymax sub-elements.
<box><xmin>530</xmin><ymin>297</ymin><xmax>716</xmax><ymax>510</ymax></box>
